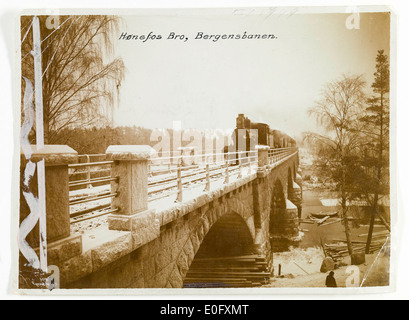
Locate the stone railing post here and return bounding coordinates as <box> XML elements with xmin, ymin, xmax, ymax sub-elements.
<box><xmin>20</xmin><ymin>145</ymin><xmax>82</xmax><ymax>266</ymax></box>
<box><xmin>106</xmin><ymin>145</ymin><xmax>156</xmax><ymax>232</ymax></box>
<box><xmin>256</xmin><ymin>145</ymin><xmax>269</xmax><ymax>175</ymax></box>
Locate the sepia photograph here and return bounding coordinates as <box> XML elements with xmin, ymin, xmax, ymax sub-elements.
<box><xmin>15</xmin><ymin>6</ymin><xmax>394</xmax><ymax>294</ymax></box>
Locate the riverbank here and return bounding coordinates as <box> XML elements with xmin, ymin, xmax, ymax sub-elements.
<box><xmin>264</xmin><ymin>244</ymin><xmax>390</xmax><ymax>288</ymax></box>
<box><xmin>262</xmin><ymin>147</ymin><xmax>390</xmax><ymax>288</ymax></box>
<box><xmin>264</xmin><ymin>185</ymin><xmax>390</xmax><ymax>288</ymax></box>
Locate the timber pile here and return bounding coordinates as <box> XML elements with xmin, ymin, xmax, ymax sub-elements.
<box><xmin>183</xmin><ymin>255</ymin><xmax>271</xmax><ymax>288</ymax></box>
<box><xmin>358</xmin><ymin>230</ymin><xmax>390</xmax><ymax>239</ymax></box>
<box><xmin>324</xmin><ymin>236</ymin><xmax>389</xmax><ymax>260</ymax></box>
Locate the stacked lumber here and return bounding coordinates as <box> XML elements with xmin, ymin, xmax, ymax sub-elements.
<box><xmin>358</xmin><ymin>230</ymin><xmax>390</xmax><ymax>239</ymax></box>
<box><xmin>324</xmin><ymin>237</ymin><xmax>388</xmax><ymax>260</ymax></box>
<box><xmin>183</xmin><ymin>255</ymin><xmax>271</xmax><ymax>288</ymax></box>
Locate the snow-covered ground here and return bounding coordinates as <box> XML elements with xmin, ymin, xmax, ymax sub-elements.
<box><xmin>272</xmin><ymin>247</ymin><xmax>325</xmax><ymax>277</ymax></box>
<box><xmin>265</xmin><ymin>243</ymin><xmax>390</xmax><ymax>288</ymax></box>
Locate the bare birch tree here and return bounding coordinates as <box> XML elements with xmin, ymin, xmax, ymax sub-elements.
<box><xmin>21</xmin><ymin>15</ymin><xmax>125</xmax><ymax>144</ymax></box>
<box><xmin>306</xmin><ymin>74</ymin><xmax>367</xmax><ymax>256</ymax></box>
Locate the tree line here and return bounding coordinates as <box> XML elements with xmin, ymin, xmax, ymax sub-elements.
<box><xmin>51</xmin><ymin>126</ymin><xmax>153</xmax><ymax>154</ymax></box>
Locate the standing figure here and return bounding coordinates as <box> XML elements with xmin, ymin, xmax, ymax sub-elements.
<box><xmin>326</xmin><ymin>271</ymin><xmax>337</xmax><ymax>288</ymax></box>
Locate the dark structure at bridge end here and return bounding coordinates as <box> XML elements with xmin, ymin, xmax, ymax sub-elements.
<box><xmin>235</xmin><ymin>113</ymin><xmax>297</xmax><ymax>149</ymax></box>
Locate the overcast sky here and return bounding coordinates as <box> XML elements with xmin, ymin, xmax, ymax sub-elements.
<box><xmin>112</xmin><ymin>9</ymin><xmax>390</xmax><ymax>140</ymax></box>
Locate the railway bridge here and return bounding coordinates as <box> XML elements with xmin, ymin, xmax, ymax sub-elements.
<box><xmin>20</xmin><ymin>145</ymin><xmax>303</xmax><ymax>288</ymax></box>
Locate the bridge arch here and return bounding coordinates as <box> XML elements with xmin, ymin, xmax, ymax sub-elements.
<box><xmin>182</xmin><ymin>212</ymin><xmax>262</xmax><ymax>288</ymax></box>
<box><xmin>190</xmin><ymin>213</ymin><xmax>254</xmax><ymax>259</ymax></box>
<box><xmin>165</xmin><ymin>196</ymin><xmax>260</xmax><ymax>288</ymax></box>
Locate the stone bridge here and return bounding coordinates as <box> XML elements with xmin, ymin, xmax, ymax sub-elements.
<box><xmin>19</xmin><ymin>145</ymin><xmax>303</xmax><ymax>289</ymax></box>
